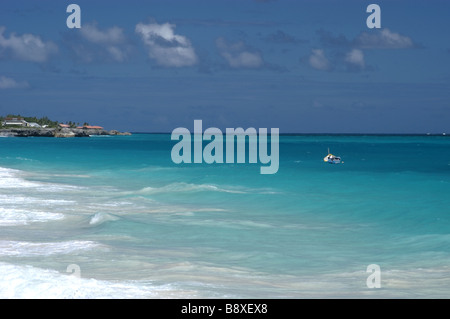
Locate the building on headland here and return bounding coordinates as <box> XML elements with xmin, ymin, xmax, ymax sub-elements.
<box><xmin>76</xmin><ymin>125</ymin><xmax>104</xmax><ymax>129</ymax></box>
<box><xmin>2</xmin><ymin>117</ymin><xmax>27</xmax><ymax>126</ymax></box>
<box><xmin>27</xmin><ymin>122</ymin><xmax>41</xmax><ymax>128</ymax></box>
<box><xmin>1</xmin><ymin>117</ymin><xmax>41</xmax><ymax>128</ymax></box>
<box><xmin>59</xmin><ymin>124</ymin><xmax>70</xmax><ymax>128</ymax></box>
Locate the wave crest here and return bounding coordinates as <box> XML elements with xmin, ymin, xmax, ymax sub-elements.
<box><xmin>138</xmin><ymin>182</ymin><xmax>248</xmax><ymax>195</ymax></box>
<box><xmin>89</xmin><ymin>212</ymin><xmax>120</xmax><ymax>226</ymax></box>
<box><xmin>0</xmin><ymin>240</ymin><xmax>103</xmax><ymax>257</ymax></box>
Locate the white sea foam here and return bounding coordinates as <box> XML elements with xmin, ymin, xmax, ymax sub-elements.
<box><xmin>0</xmin><ymin>262</ymin><xmax>191</xmax><ymax>299</ymax></box>
<box><xmin>0</xmin><ymin>167</ymin><xmax>86</xmax><ymax>191</ymax></box>
<box><xmin>35</xmin><ymin>183</ymin><xmax>86</xmax><ymax>192</ymax></box>
<box><xmin>89</xmin><ymin>212</ymin><xmax>120</xmax><ymax>225</ymax></box>
<box><xmin>137</xmin><ymin>182</ymin><xmax>261</xmax><ymax>195</ymax></box>
<box><xmin>0</xmin><ymin>194</ymin><xmax>74</xmax><ymax>206</ymax></box>
<box><xmin>3</xmin><ymin>261</ymin><xmax>447</xmax><ymax>299</ymax></box>
<box><xmin>0</xmin><ymin>240</ymin><xmax>104</xmax><ymax>257</ymax></box>
<box><xmin>0</xmin><ymin>168</ymin><xmax>73</xmax><ymax>226</ymax></box>
<box><xmin>15</xmin><ymin>157</ymin><xmax>36</xmax><ymax>162</ymax></box>
<box><xmin>137</xmin><ymin>182</ymin><xmax>282</xmax><ymax>196</ymax></box>
<box><xmin>0</xmin><ymin>208</ymin><xmax>64</xmax><ymax>226</ymax></box>
<box><xmin>0</xmin><ymin>167</ymin><xmax>41</xmax><ymax>188</ymax></box>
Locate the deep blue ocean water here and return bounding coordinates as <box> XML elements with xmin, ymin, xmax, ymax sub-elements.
<box><xmin>0</xmin><ymin>134</ymin><xmax>449</xmax><ymax>298</ymax></box>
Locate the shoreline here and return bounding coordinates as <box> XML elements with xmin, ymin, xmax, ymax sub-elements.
<box><xmin>0</xmin><ymin>127</ymin><xmax>131</xmax><ymax>138</ymax></box>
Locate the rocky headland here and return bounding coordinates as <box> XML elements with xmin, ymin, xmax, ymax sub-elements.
<box><xmin>0</xmin><ymin>127</ymin><xmax>132</xmax><ymax>138</ymax></box>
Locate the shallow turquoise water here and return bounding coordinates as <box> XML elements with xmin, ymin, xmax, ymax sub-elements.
<box><xmin>0</xmin><ymin>134</ymin><xmax>449</xmax><ymax>298</ymax></box>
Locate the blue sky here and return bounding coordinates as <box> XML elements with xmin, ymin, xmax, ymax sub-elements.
<box><xmin>0</xmin><ymin>0</ymin><xmax>449</xmax><ymax>133</ymax></box>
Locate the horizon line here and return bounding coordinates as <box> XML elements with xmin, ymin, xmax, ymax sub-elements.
<box><xmin>128</xmin><ymin>132</ymin><xmax>448</xmax><ymax>136</ymax></box>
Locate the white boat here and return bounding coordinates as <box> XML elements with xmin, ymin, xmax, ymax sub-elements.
<box><xmin>324</xmin><ymin>149</ymin><xmax>342</xmax><ymax>164</ymax></box>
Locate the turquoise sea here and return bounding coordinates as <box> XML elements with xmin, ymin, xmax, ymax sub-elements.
<box><xmin>0</xmin><ymin>134</ymin><xmax>449</xmax><ymax>298</ymax></box>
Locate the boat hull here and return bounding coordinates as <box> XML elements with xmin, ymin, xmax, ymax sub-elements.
<box><xmin>324</xmin><ymin>154</ymin><xmax>341</xmax><ymax>164</ymax></box>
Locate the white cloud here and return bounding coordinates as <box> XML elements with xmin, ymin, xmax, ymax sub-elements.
<box><xmin>309</xmin><ymin>49</ymin><xmax>330</xmax><ymax>71</ymax></box>
<box><xmin>80</xmin><ymin>24</ymin><xmax>125</xmax><ymax>44</ymax></box>
<box><xmin>345</xmin><ymin>49</ymin><xmax>365</xmax><ymax>69</ymax></box>
<box><xmin>355</xmin><ymin>28</ymin><xmax>415</xmax><ymax>49</ymax></box>
<box><xmin>77</xmin><ymin>23</ymin><xmax>129</xmax><ymax>62</ymax></box>
<box><xmin>308</xmin><ymin>28</ymin><xmax>417</xmax><ymax>73</ymax></box>
<box><xmin>0</xmin><ymin>26</ymin><xmax>57</xmax><ymax>63</ymax></box>
<box><xmin>0</xmin><ymin>75</ymin><xmax>29</xmax><ymax>89</ymax></box>
<box><xmin>135</xmin><ymin>22</ymin><xmax>198</xmax><ymax>67</ymax></box>
<box><xmin>216</xmin><ymin>37</ymin><xmax>263</xmax><ymax>69</ymax></box>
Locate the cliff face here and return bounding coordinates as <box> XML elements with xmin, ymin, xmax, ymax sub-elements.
<box><xmin>0</xmin><ymin>127</ymin><xmax>131</xmax><ymax>137</ymax></box>
<box><xmin>0</xmin><ymin>128</ymin><xmax>56</xmax><ymax>137</ymax></box>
